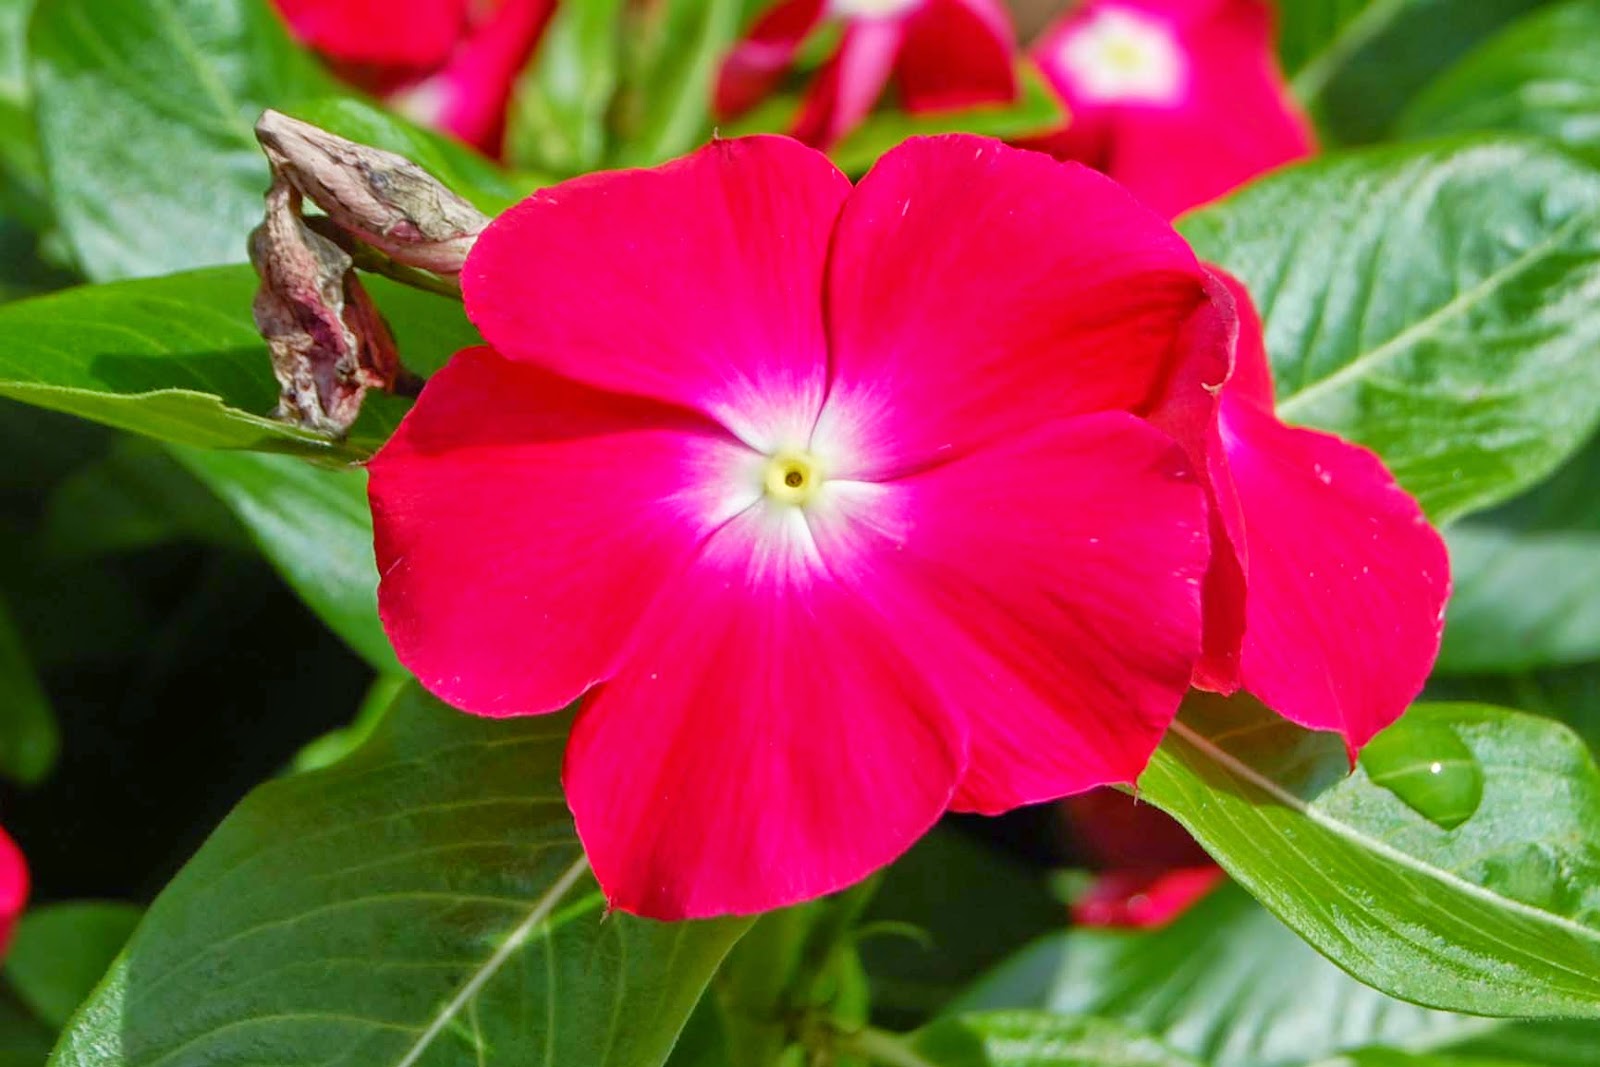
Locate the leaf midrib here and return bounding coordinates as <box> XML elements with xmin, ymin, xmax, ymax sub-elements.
<box><xmin>1166</xmin><ymin>720</ymin><xmax>1600</xmax><ymax>953</ymax></box>
<box><xmin>392</xmin><ymin>855</ymin><xmax>593</xmax><ymax>1067</ymax></box>
<box><xmin>1275</xmin><ymin>207</ymin><xmax>1596</xmax><ymax>421</ymax></box>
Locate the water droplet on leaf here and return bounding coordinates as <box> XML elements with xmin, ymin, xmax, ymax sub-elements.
<box><xmin>1360</xmin><ymin>721</ymin><xmax>1484</xmax><ymax>830</ymax></box>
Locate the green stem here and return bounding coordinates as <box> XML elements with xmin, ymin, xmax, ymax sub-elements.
<box><xmin>823</xmin><ymin>1025</ymin><xmax>939</xmax><ymax>1067</ymax></box>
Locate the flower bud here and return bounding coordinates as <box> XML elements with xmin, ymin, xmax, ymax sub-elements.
<box><xmin>250</xmin><ymin>181</ymin><xmax>404</xmax><ymax>436</ymax></box>
<box><xmin>255</xmin><ymin>109</ymin><xmax>490</xmax><ymax>276</ymax></box>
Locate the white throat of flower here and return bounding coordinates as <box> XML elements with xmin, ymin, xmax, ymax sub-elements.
<box><xmin>829</xmin><ymin>0</ymin><xmax>920</xmax><ymax>21</ymax></box>
<box><xmin>762</xmin><ymin>447</ymin><xmax>827</xmax><ymax>508</ymax></box>
<box><xmin>1058</xmin><ymin>7</ymin><xmax>1185</xmax><ymax>105</ymax></box>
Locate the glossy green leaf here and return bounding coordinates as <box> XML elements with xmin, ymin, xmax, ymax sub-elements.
<box><xmin>612</xmin><ymin>0</ymin><xmax>743</xmax><ymax>166</ymax></box>
<box><xmin>51</xmin><ymin>682</ymin><xmax>750</xmax><ymax>1067</ymax></box>
<box><xmin>909</xmin><ymin>1013</ymin><xmax>1201</xmax><ymax>1067</ymax></box>
<box><xmin>30</xmin><ymin>0</ymin><xmax>335</xmax><ymax>281</ymax></box>
<box><xmin>0</xmin><ymin>589</ymin><xmax>55</xmax><ymax>786</ymax></box>
<box><xmin>0</xmin><ymin>267</ymin><xmax>476</xmax><ymax>459</ymax></box>
<box><xmin>959</xmin><ymin>884</ymin><xmax>1473</xmax><ymax>1067</ymax></box>
<box><xmin>1439</xmin><ymin>430</ymin><xmax>1600</xmax><ymax>673</ymax></box>
<box><xmin>167</xmin><ymin>447</ymin><xmax>394</xmax><ymax>671</ymax></box>
<box><xmin>1180</xmin><ymin>138</ymin><xmax>1600</xmax><ymax>523</ymax></box>
<box><xmin>507</xmin><ymin>0</ymin><xmax>625</xmax><ymax>176</ymax></box>
<box><xmin>3</xmin><ymin>903</ymin><xmax>141</xmax><ymax>1029</ymax></box>
<box><xmin>1280</xmin><ymin>0</ymin><xmax>1550</xmax><ymax>144</ymax></box>
<box><xmin>1398</xmin><ymin>0</ymin><xmax>1600</xmax><ymax>167</ymax></box>
<box><xmin>1139</xmin><ymin>696</ymin><xmax>1600</xmax><ymax>1017</ymax></box>
<box><xmin>292</xmin><ymin>675</ymin><xmax>406</xmax><ymax>774</ymax></box>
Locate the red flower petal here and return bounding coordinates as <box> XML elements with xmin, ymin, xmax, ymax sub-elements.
<box><xmin>1205</xmin><ymin>274</ymin><xmax>1450</xmax><ymax>751</ymax></box>
<box><xmin>565</xmin><ymin>507</ymin><xmax>965</xmax><ymax>919</ymax></box>
<box><xmin>715</xmin><ymin>0</ymin><xmax>828</xmax><ymax>121</ymax></box>
<box><xmin>462</xmin><ymin>136</ymin><xmax>849</xmax><ymax>450</ymax></box>
<box><xmin>1031</xmin><ymin>0</ymin><xmax>1313</xmax><ymax>219</ymax></box>
<box><xmin>895</xmin><ymin>0</ymin><xmax>1018</xmax><ymax>114</ymax></box>
<box><xmin>1222</xmin><ymin>398</ymin><xmax>1450</xmax><ymax>752</ymax></box>
<box><xmin>395</xmin><ymin>0</ymin><xmax>555</xmax><ymax>157</ymax></box>
<box><xmin>1071</xmin><ymin>866</ymin><xmax>1224</xmax><ymax>928</ymax></box>
<box><xmin>273</xmin><ymin>0</ymin><xmax>468</xmax><ymax>71</ymax></box>
<box><xmin>369</xmin><ymin>348</ymin><xmax>758</xmax><ymax>718</ymax></box>
<box><xmin>820</xmin><ymin>134</ymin><xmax>1209</xmax><ymax>480</ymax></box>
<box><xmin>792</xmin><ymin>18</ymin><xmax>905</xmax><ymax>148</ymax></box>
<box><xmin>0</xmin><ymin>825</ymin><xmax>25</xmax><ymax>958</ymax></box>
<box><xmin>808</xmin><ymin>412</ymin><xmax>1208</xmax><ymax>813</ymax></box>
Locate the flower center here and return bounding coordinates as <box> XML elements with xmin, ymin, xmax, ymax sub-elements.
<box><xmin>1058</xmin><ymin>8</ymin><xmax>1184</xmax><ymax>105</ymax></box>
<box><xmin>763</xmin><ymin>449</ymin><xmax>825</xmax><ymax>507</ymax></box>
<box><xmin>829</xmin><ymin>0</ymin><xmax>919</xmax><ymax>21</ymax></box>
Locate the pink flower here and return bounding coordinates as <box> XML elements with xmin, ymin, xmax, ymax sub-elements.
<box><xmin>271</xmin><ymin>0</ymin><xmax>554</xmax><ymax>157</ymax></box>
<box><xmin>0</xmin><ymin>825</ymin><xmax>26</xmax><ymax>958</ymax></box>
<box><xmin>1071</xmin><ymin>867</ymin><xmax>1224</xmax><ymax>927</ymax></box>
<box><xmin>715</xmin><ymin>0</ymin><xmax>1019</xmax><ymax>148</ymax></box>
<box><xmin>1028</xmin><ymin>0</ymin><xmax>1313</xmax><ymax>218</ymax></box>
<box><xmin>1192</xmin><ymin>271</ymin><xmax>1450</xmax><ymax>753</ymax></box>
<box><xmin>368</xmin><ymin>134</ymin><xmax>1233</xmax><ymax>919</ymax></box>
<box><xmin>1061</xmin><ymin>787</ymin><xmax>1220</xmax><ymax>928</ymax></box>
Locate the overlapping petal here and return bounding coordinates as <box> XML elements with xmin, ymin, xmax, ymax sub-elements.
<box><xmin>369</xmin><ymin>347</ymin><xmax>759</xmax><ymax>718</ymax></box>
<box><xmin>819</xmin><ymin>135</ymin><xmax>1211</xmax><ymax>479</ymax></box>
<box><xmin>1222</xmin><ymin>399</ymin><xmax>1449</xmax><ymax>751</ymax></box>
<box><xmin>810</xmin><ymin>412</ymin><xmax>1209</xmax><ymax>812</ymax></box>
<box><xmin>1208</xmin><ymin>274</ymin><xmax>1449</xmax><ymax>751</ymax></box>
<box><xmin>565</xmin><ymin>507</ymin><xmax>965</xmax><ymax>918</ymax></box>
<box><xmin>462</xmin><ymin>136</ymin><xmax>849</xmax><ymax>450</ymax></box>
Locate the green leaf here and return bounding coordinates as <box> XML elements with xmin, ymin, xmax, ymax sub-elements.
<box><xmin>0</xmin><ymin>990</ymin><xmax>54</xmax><ymax>1067</ymax></box>
<box><xmin>909</xmin><ymin>1013</ymin><xmax>1201</xmax><ymax>1067</ymax></box>
<box><xmin>39</xmin><ymin>436</ymin><xmax>246</xmax><ymax>558</ymax></box>
<box><xmin>1439</xmin><ymin>430</ymin><xmax>1600</xmax><ymax>673</ymax></box>
<box><xmin>507</xmin><ymin>0</ymin><xmax>626</xmax><ymax>176</ymax></box>
<box><xmin>0</xmin><ymin>266</ymin><xmax>476</xmax><ymax>459</ymax></box>
<box><xmin>0</xmin><ymin>0</ymin><xmax>47</xmax><ymax>225</ymax></box>
<box><xmin>1281</xmin><ymin>0</ymin><xmax>1551</xmax><ymax>145</ymax></box>
<box><xmin>1138</xmin><ymin>695</ymin><xmax>1600</xmax><ymax>1017</ymax></box>
<box><xmin>958</xmin><ymin>884</ymin><xmax>1473</xmax><ymax>1067</ymax></box>
<box><xmin>1426</xmin><ymin>661</ymin><xmax>1600</xmax><ymax>756</ymax></box>
<box><xmin>3</xmin><ymin>903</ymin><xmax>141</xmax><ymax>1029</ymax></box>
<box><xmin>1398</xmin><ymin>0</ymin><xmax>1600</xmax><ymax>168</ymax></box>
<box><xmin>1336</xmin><ymin>1019</ymin><xmax>1600</xmax><ymax>1066</ymax></box>
<box><xmin>1180</xmin><ymin>138</ymin><xmax>1600</xmax><ymax>523</ymax></box>
<box><xmin>292</xmin><ymin>674</ymin><xmax>406</xmax><ymax>774</ymax></box>
<box><xmin>29</xmin><ymin>0</ymin><xmax>336</xmax><ymax>281</ymax></box>
<box><xmin>167</xmin><ymin>447</ymin><xmax>394</xmax><ymax>671</ymax></box>
<box><xmin>0</xmin><ymin>588</ymin><xmax>54</xmax><ymax>786</ymax></box>
<box><xmin>825</xmin><ymin>64</ymin><xmax>1065</xmax><ymax>176</ymax></box>
<box><xmin>51</xmin><ymin>682</ymin><xmax>750</xmax><ymax>1067</ymax></box>
<box><xmin>612</xmin><ymin>0</ymin><xmax>744</xmax><ymax>167</ymax></box>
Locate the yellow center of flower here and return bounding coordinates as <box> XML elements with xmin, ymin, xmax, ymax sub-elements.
<box><xmin>763</xmin><ymin>449</ymin><xmax>825</xmax><ymax>507</ymax></box>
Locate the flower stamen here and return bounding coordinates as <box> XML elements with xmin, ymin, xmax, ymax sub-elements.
<box><xmin>764</xmin><ymin>449</ymin><xmax>825</xmax><ymax>507</ymax></box>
